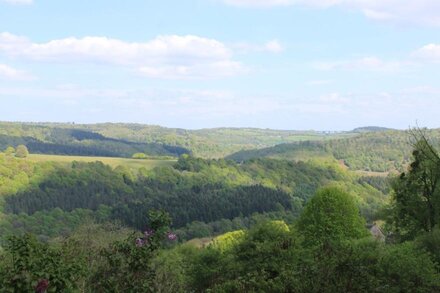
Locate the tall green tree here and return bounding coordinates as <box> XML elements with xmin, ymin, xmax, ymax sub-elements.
<box><xmin>391</xmin><ymin>130</ymin><xmax>440</xmax><ymax>240</ymax></box>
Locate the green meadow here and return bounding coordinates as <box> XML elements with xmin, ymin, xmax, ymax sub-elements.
<box><xmin>26</xmin><ymin>154</ymin><xmax>176</xmax><ymax>171</ymax></box>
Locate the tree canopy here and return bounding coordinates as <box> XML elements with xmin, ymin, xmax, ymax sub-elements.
<box><xmin>297</xmin><ymin>186</ymin><xmax>368</xmax><ymax>246</ymax></box>
<box><xmin>15</xmin><ymin>144</ymin><xmax>29</xmax><ymax>158</ymax></box>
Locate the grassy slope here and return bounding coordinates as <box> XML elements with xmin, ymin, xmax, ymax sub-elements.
<box><xmin>26</xmin><ymin>154</ymin><xmax>176</xmax><ymax>171</ymax></box>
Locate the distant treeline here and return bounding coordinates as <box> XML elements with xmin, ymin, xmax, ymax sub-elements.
<box><xmin>228</xmin><ymin>130</ymin><xmax>440</xmax><ymax>172</ymax></box>
<box><xmin>0</xmin><ymin>121</ymin><xmax>354</xmax><ymax>158</ymax></box>
<box><xmin>0</xmin><ymin>128</ymin><xmax>190</xmax><ymax>158</ymax></box>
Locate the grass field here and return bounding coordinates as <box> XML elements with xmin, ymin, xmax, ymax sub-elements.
<box><xmin>26</xmin><ymin>154</ymin><xmax>176</xmax><ymax>171</ymax></box>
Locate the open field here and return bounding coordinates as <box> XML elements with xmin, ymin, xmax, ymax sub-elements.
<box><xmin>26</xmin><ymin>154</ymin><xmax>176</xmax><ymax>171</ymax></box>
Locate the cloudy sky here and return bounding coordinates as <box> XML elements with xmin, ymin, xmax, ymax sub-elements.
<box><xmin>0</xmin><ymin>0</ymin><xmax>439</xmax><ymax>130</ymax></box>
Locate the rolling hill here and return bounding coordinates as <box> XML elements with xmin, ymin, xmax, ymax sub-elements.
<box><xmin>227</xmin><ymin>129</ymin><xmax>440</xmax><ymax>172</ymax></box>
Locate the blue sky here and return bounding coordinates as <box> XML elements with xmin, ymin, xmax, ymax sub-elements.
<box><xmin>0</xmin><ymin>0</ymin><xmax>439</xmax><ymax>130</ymax></box>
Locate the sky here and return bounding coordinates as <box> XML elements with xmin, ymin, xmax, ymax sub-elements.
<box><xmin>0</xmin><ymin>0</ymin><xmax>439</xmax><ymax>130</ymax></box>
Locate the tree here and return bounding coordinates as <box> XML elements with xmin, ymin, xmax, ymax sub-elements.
<box><xmin>90</xmin><ymin>210</ymin><xmax>176</xmax><ymax>292</ymax></box>
<box><xmin>15</xmin><ymin>144</ymin><xmax>29</xmax><ymax>158</ymax></box>
<box><xmin>391</xmin><ymin>129</ymin><xmax>440</xmax><ymax>240</ymax></box>
<box><xmin>297</xmin><ymin>186</ymin><xmax>367</xmax><ymax>246</ymax></box>
<box><xmin>132</xmin><ymin>152</ymin><xmax>147</xmax><ymax>159</ymax></box>
<box><xmin>4</xmin><ymin>146</ymin><xmax>15</xmax><ymax>155</ymax></box>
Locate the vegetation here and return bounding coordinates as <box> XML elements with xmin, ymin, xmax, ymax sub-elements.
<box><xmin>26</xmin><ymin>154</ymin><xmax>176</xmax><ymax>172</ymax></box>
<box><xmin>388</xmin><ymin>130</ymin><xmax>440</xmax><ymax>241</ymax></box>
<box><xmin>15</xmin><ymin>145</ymin><xmax>29</xmax><ymax>158</ymax></box>
<box><xmin>0</xmin><ymin>122</ymin><xmax>353</xmax><ymax>158</ymax></box>
<box><xmin>297</xmin><ymin>187</ymin><xmax>368</xmax><ymax>246</ymax></box>
<box><xmin>0</xmin><ymin>124</ymin><xmax>190</xmax><ymax>158</ymax></box>
<box><xmin>1</xmin><ymin>124</ymin><xmax>440</xmax><ymax>291</ymax></box>
<box><xmin>228</xmin><ymin>129</ymin><xmax>440</xmax><ymax>172</ymax></box>
<box><xmin>0</xmin><ymin>153</ymin><xmax>388</xmax><ymax>243</ymax></box>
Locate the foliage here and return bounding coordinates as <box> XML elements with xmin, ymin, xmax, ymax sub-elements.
<box><xmin>390</xmin><ymin>132</ymin><xmax>440</xmax><ymax>240</ymax></box>
<box><xmin>15</xmin><ymin>144</ymin><xmax>29</xmax><ymax>158</ymax></box>
<box><xmin>0</xmin><ymin>153</ymin><xmax>388</xmax><ymax>242</ymax></box>
<box><xmin>0</xmin><ymin>125</ymin><xmax>190</xmax><ymax>158</ymax></box>
<box><xmin>178</xmin><ymin>218</ymin><xmax>440</xmax><ymax>292</ymax></box>
<box><xmin>211</xmin><ymin>230</ymin><xmax>245</xmax><ymax>252</ymax></box>
<box><xmin>228</xmin><ymin>129</ymin><xmax>440</xmax><ymax>172</ymax></box>
<box><xmin>297</xmin><ymin>187</ymin><xmax>368</xmax><ymax>246</ymax></box>
<box><xmin>415</xmin><ymin>226</ymin><xmax>440</xmax><ymax>265</ymax></box>
<box><xmin>132</xmin><ymin>152</ymin><xmax>147</xmax><ymax>159</ymax></box>
<box><xmin>0</xmin><ymin>234</ymin><xmax>85</xmax><ymax>292</ymax></box>
<box><xmin>4</xmin><ymin>146</ymin><xmax>15</xmax><ymax>155</ymax></box>
<box><xmin>90</xmin><ymin>210</ymin><xmax>176</xmax><ymax>292</ymax></box>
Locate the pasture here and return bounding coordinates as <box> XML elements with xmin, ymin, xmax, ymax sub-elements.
<box><xmin>26</xmin><ymin>154</ymin><xmax>176</xmax><ymax>171</ymax></box>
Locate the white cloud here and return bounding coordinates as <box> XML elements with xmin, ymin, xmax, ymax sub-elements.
<box><xmin>139</xmin><ymin>61</ymin><xmax>247</xmax><ymax>79</ymax></box>
<box><xmin>0</xmin><ymin>86</ymin><xmax>280</xmax><ymax>122</ymax></box>
<box><xmin>412</xmin><ymin>44</ymin><xmax>440</xmax><ymax>63</ymax></box>
<box><xmin>264</xmin><ymin>40</ymin><xmax>284</xmax><ymax>53</ymax></box>
<box><xmin>1</xmin><ymin>0</ymin><xmax>33</xmax><ymax>5</ymax></box>
<box><xmin>314</xmin><ymin>56</ymin><xmax>409</xmax><ymax>72</ymax></box>
<box><xmin>0</xmin><ymin>32</ymin><xmax>247</xmax><ymax>79</ymax></box>
<box><xmin>233</xmin><ymin>39</ymin><xmax>284</xmax><ymax>54</ymax></box>
<box><xmin>223</xmin><ymin>0</ymin><xmax>440</xmax><ymax>27</ymax></box>
<box><xmin>0</xmin><ymin>64</ymin><xmax>34</xmax><ymax>80</ymax></box>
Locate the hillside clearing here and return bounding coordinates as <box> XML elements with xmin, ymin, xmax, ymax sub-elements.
<box><xmin>26</xmin><ymin>154</ymin><xmax>176</xmax><ymax>170</ymax></box>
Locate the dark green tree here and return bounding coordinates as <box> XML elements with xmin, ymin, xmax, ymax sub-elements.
<box><xmin>391</xmin><ymin>130</ymin><xmax>440</xmax><ymax>240</ymax></box>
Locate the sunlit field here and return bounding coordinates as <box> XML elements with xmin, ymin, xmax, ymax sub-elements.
<box><xmin>26</xmin><ymin>154</ymin><xmax>176</xmax><ymax>171</ymax></box>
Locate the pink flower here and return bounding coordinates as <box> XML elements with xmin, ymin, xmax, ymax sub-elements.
<box><xmin>167</xmin><ymin>232</ymin><xmax>177</xmax><ymax>241</ymax></box>
<box><xmin>135</xmin><ymin>238</ymin><xmax>144</xmax><ymax>247</ymax></box>
<box><xmin>144</xmin><ymin>229</ymin><xmax>154</xmax><ymax>238</ymax></box>
<box><xmin>35</xmin><ymin>279</ymin><xmax>49</xmax><ymax>293</ymax></box>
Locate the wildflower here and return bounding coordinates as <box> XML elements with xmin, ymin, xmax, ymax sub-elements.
<box><xmin>144</xmin><ymin>228</ymin><xmax>154</xmax><ymax>238</ymax></box>
<box><xmin>35</xmin><ymin>279</ymin><xmax>49</xmax><ymax>293</ymax></box>
<box><xmin>167</xmin><ymin>232</ymin><xmax>177</xmax><ymax>241</ymax></box>
<box><xmin>135</xmin><ymin>238</ymin><xmax>144</xmax><ymax>247</ymax></box>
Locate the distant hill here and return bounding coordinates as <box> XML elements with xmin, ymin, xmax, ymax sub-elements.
<box><xmin>352</xmin><ymin>126</ymin><xmax>395</xmax><ymax>133</ymax></box>
<box><xmin>0</xmin><ymin>123</ymin><xmax>189</xmax><ymax>158</ymax></box>
<box><xmin>227</xmin><ymin>129</ymin><xmax>440</xmax><ymax>172</ymax></box>
<box><xmin>1</xmin><ymin>122</ymin><xmax>438</xmax><ymax>169</ymax></box>
<box><xmin>0</xmin><ymin>122</ymin><xmax>354</xmax><ymax>158</ymax></box>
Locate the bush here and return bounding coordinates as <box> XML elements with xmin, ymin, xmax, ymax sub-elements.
<box><xmin>0</xmin><ymin>234</ymin><xmax>85</xmax><ymax>292</ymax></box>
<box><xmin>15</xmin><ymin>144</ymin><xmax>29</xmax><ymax>158</ymax></box>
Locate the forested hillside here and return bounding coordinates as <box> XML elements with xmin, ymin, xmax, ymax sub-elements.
<box><xmin>4</xmin><ymin>122</ymin><xmax>440</xmax><ymax>173</ymax></box>
<box><xmin>0</xmin><ymin>123</ymin><xmax>189</xmax><ymax>158</ymax></box>
<box><xmin>0</xmin><ymin>152</ymin><xmax>387</xmax><ymax>242</ymax></box>
<box><xmin>0</xmin><ymin>122</ymin><xmax>351</xmax><ymax>158</ymax></box>
<box><xmin>228</xmin><ymin>129</ymin><xmax>440</xmax><ymax>172</ymax></box>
